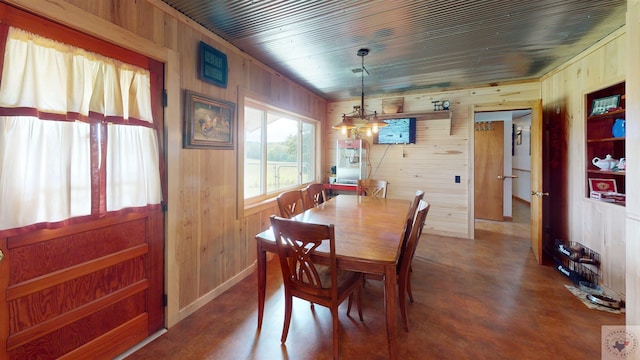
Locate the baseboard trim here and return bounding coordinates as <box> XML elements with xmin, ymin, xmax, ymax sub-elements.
<box><xmin>175</xmin><ymin>263</ymin><xmax>257</xmax><ymax>324</ymax></box>
<box><xmin>114</xmin><ymin>328</ymin><xmax>167</xmax><ymax>359</ymax></box>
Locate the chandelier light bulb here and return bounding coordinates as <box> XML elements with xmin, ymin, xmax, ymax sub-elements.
<box><xmin>366</xmin><ymin>128</ymin><xmax>372</xmax><ymax>137</ymax></box>
<box><xmin>341</xmin><ymin>126</ymin><xmax>347</xmax><ymax>134</ymax></box>
<box><xmin>372</xmin><ymin>124</ymin><xmax>379</xmax><ymax>133</ymax></box>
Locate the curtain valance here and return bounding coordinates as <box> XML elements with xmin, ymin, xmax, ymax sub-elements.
<box><xmin>0</xmin><ymin>27</ymin><xmax>153</xmax><ymax>125</ymax></box>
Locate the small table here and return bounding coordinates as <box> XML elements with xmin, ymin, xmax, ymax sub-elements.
<box><xmin>323</xmin><ymin>182</ymin><xmax>359</xmax><ymax>197</ymax></box>
<box><xmin>255</xmin><ymin>195</ymin><xmax>410</xmax><ymax>360</ymax></box>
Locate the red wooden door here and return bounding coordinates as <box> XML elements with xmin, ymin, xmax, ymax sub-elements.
<box><xmin>0</xmin><ymin>4</ymin><xmax>165</xmax><ymax>359</ymax></box>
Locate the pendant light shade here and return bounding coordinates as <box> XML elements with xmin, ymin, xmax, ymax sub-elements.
<box><xmin>331</xmin><ymin>116</ymin><xmax>357</xmax><ymax>134</ymax></box>
<box><xmin>332</xmin><ymin>48</ymin><xmax>387</xmax><ymax>135</ymax></box>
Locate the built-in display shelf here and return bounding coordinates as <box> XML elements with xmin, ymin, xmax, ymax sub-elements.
<box><xmin>377</xmin><ymin>110</ymin><xmax>453</xmax><ymax>135</ymax></box>
<box><xmin>584</xmin><ymin>82</ymin><xmax>625</xmax><ymax>206</ymax></box>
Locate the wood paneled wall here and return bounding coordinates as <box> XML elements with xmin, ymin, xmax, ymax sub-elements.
<box><xmin>540</xmin><ymin>28</ymin><xmax>626</xmax><ymax>295</ymax></box>
<box><xmin>146</xmin><ymin>2</ymin><xmax>327</xmax><ymax>326</ymax></box>
<box><xmin>326</xmin><ymin>82</ymin><xmax>540</xmax><ymax>239</ymax></box>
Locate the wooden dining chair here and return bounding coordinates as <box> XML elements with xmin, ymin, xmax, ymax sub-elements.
<box><xmin>398</xmin><ymin>190</ymin><xmax>425</xmax><ymax>275</ymax></box>
<box><xmin>398</xmin><ymin>199</ymin><xmax>430</xmax><ymax>331</ymax></box>
<box><xmin>269</xmin><ymin>215</ymin><xmax>364</xmax><ymax>360</ymax></box>
<box><xmin>356</xmin><ymin>178</ymin><xmax>388</xmax><ymax>198</ymax></box>
<box><xmin>303</xmin><ymin>183</ymin><xmax>327</xmax><ymax>210</ymax></box>
<box><xmin>366</xmin><ymin>189</ymin><xmax>424</xmax><ymax>279</ymax></box>
<box><xmin>276</xmin><ymin>190</ymin><xmax>305</xmax><ymax>218</ymax></box>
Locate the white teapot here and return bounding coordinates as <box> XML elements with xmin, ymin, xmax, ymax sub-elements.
<box><xmin>592</xmin><ymin>154</ymin><xmax>619</xmax><ymax>170</ymax></box>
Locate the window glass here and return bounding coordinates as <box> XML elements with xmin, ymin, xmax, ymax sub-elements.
<box><xmin>244</xmin><ymin>107</ymin><xmax>263</xmax><ymax>198</ymax></box>
<box><xmin>301</xmin><ymin>121</ymin><xmax>315</xmax><ymax>184</ymax></box>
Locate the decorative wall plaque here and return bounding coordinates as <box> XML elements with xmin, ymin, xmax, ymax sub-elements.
<box><xmin>199</xmin><ymin>41</ymin><xmax>228</xmax><ymax>88</ymax></box>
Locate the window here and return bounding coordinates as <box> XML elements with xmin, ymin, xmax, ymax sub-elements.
<box><xmin>0</xmin><ymin>26</ymin><xmax>163</xmax><ymax>233</ymax></box>
<box><xmin>244</xmin><ymin>101</ymin><xmax>317</xmax><ymax>200</ymax></box>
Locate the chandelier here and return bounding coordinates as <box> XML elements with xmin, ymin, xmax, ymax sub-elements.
<box><xmin>332</xmin><ymin>48</ymin><xmax>388</xmax><ymax>137</ymax></box>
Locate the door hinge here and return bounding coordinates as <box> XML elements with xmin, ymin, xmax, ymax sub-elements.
<box><xmin>163</xmin><ymin>294</ymin><xmax>168</xmax><ymax>307</ymax></box>
<box><xmin>162</xmin><ymin>89</ymin><xmax>168</xmax><ymax>107</ymax></box>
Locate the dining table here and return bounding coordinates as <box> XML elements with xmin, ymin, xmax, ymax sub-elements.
<box><xmin>255</xmin><ymin>194</ymin><xmax>410</xmax><ymax>360</ymax></box>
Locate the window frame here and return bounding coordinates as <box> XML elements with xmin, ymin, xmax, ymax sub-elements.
<box><xmin>243</xmin><ymin>98</ymin><xmax>320</xmax><ymax>207</ymax></box>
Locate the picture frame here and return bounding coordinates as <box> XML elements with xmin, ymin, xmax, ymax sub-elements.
<box><xmin>590</xmin><ymin>94</ymin><xmax>620</xmax><ymax>116</ymax></box>
<box><xmin>183</xmin><ymin>90</ymin><xmax>236</xmax><ymax>149</ymax></box>
<box><xmin>198</xmin><ymin>41</ymin><xmax>228</xmax><ymax>88</ymax></box>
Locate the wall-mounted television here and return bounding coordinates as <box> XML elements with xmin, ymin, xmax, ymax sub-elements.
<box><xmin>373</xmin><ymin>118</ymin><xmax>417</xmax><ymax>144</ymax></box>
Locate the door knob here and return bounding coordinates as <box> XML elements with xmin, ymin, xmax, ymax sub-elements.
<box><xmin>498</xmin><ymin>175</ymin><xmax>519</xmax><ymax>180</ymax></box>
<box><xmin>531</xmin><ymin>191</ymin><xmax>549</xmax><ymax>197</ymax></box>
<box><xmin>0</xmin><ymin>249</ymin><xmax>3</xmax><ymax>262</ymax></box>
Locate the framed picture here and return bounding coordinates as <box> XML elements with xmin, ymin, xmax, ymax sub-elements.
<box><xmin>183</xmin><ymin>90</ymin><xmax>236</xmax><ymax>149</ymax></box>
<box><xmin>199</xmin><ymin>41</ymin><xmax>228</xmax><ymax>88</ymax></box>
<box><xmin>590</xmin><ymin>94</ymin><xmax>620</xmax><ymax>116</ymax></box>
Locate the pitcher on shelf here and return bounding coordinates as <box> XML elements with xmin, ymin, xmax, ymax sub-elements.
<box><xmin>592</xmin><ymin>154</ymin><xmax>619</xmax><ymax>171</ymax></box>
<box><xmin>618</xmin><ymin>158</ymin><xmax>626</xmax><ymax>170</ymax></box>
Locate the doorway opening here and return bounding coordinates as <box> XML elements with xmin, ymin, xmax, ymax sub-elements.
<box><xmin>474</xmin><ymin>109</ymin><xmax>532</xmax><ymax>238</ymax></box>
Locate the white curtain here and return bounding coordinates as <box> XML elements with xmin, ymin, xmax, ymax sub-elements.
<box><xmin>0</xmin><ymin>27</ymin><xmax>161</xmax><ymax>231</ymax></box>
<box><xmin>0</xmin><ymin>116</ymin><xmax>91</xmax><ymax>229</ymax></box>
<box><xmin>107</xmin><ymin>124</ymin><xmax>162</xmax><ymax>210</ymax></box>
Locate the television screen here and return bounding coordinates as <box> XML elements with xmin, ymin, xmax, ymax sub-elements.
<box><xmin>373</xmin><ymin>118</ymin><xmax>416</xmax><ymax>144</ymax></box>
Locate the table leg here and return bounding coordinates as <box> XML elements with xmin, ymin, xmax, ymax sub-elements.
<box><xmin>384</xmin><ymin>264</ymin><xmax>397</xmax><ymax>360</ymax></box>
<box><xmin>257</xmin><ymin>240</ymin><xmax>266</xmax><ymax>330</ymax></box>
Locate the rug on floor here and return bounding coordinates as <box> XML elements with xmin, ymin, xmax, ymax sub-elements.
<box><xmin>565</xmin><ymin>285</ymin><xmax>624</xmax><ymax>314</ymax></box>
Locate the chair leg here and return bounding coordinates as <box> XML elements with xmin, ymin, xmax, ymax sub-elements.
<box><xmin>347</xmin><ymin>294</ymin><xmax>353</xmax><ymax>316</ymax></box>
<box><xmin>398</xmin><ymin>276</ymin><xmax>409</xmax><ymax>332</ymax></box>
<box><xmin>281</xmin><ymin>295</ymin><xmax>293</xmax><ymax>343</ymax></box>
<box><xmin>332</xmin><ymin>307</ymin><xmax>339</xmax><ymax>360</ymax></box>
<box><xmin>357</xmin><ymin>282</ymin><xmax>363</xmax><ymax>321</ymax></box>
<box><xmin>407</xmin><ymin>273</ymin><xmax>414</xmax><ymax>303</ymax></box>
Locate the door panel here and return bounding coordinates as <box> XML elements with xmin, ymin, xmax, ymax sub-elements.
<box><xmin>3</xmin><ymin>211</ymin><xmax>161</xmax><ymax>359</ymax></box>
<box><xmin>475</xmin><ymin>121</ymin><xmax>505</xmax><ymax>221</ymax></box>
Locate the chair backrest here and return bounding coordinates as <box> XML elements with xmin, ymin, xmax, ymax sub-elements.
<box><xmin>269</xmin><ymin>215</ymin><xmax>337</xmax><ymax>300</ymax></box>
<box><xmin>277</xmin><ymin>190</ymin><xmax>305</xmax><ymax>218</ymax></box>
<box><xmin>357</xmin><ymin>179</ymin><xmax>388</xmax><ymax>198</ymax></box>
<box><xmin>398</xmin><ymin>190</ymin><xmax>425</xmax><ymax>268</ymax></box>
<box><xmin>303</xmin><ymin>183</ymin><xmax>327</xmax><ymax>210</ymax></box>
<box><xmin>398</xmin><ymin>200</ymin><xmax>430</xmax><ymax>279</ymax></box>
